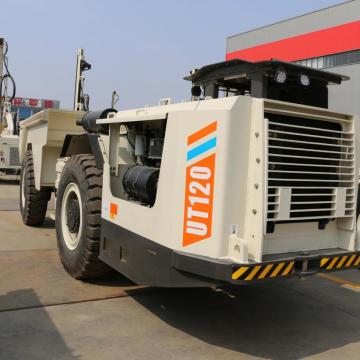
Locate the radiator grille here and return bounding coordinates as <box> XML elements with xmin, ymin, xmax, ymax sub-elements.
<box><xmin>266</xmin><ymin>113</ymin><xmax>355</xmax><ymax>226</ymax></box>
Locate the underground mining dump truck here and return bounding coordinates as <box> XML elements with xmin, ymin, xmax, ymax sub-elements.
<box><xmin>19</xmin><ymin>58</ymin><xmax>360</xmax><ymax>286</ymax></box>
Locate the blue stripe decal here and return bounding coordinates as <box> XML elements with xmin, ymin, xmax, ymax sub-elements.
<box><xmin>187</xmin><ymin>137</ymin><xmax>217</xmax><ymax>161</ymax></box>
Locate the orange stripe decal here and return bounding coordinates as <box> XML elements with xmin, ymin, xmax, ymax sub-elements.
<box><xmin>183</xmin><ymin>154</ymin><xmax>216</xmax><ymax>246</ymax></box>
<box><xmin>110</xmin><ymin>203</ymin><xmax>118</xmax><ymax>219</ymax></box>
<box><xmin>187</xmin><ymin>121</ymin><xmax>217</xmax><ymax>145</ymax></box>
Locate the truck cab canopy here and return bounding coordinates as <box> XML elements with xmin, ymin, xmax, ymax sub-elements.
<box><xmin>185</xmin><ymin>59</ymin><xmax>349</xmax><ymax>108</ymax></box>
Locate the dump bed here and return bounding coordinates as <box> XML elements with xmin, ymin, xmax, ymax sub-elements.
<box><xmin>20</xmin><ymin>109</ymin><xmax>85</xmax><ymax>190</ymax></box>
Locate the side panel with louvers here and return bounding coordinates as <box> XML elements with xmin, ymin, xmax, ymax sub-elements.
<box><xmin>265</xmin><ymin>111</ymin><xmax>355</xmax><ymax>229</ymax></box>
<box><xmin>10</xmin><ymin>147</ymin><xmax>20</xmax><ymax>167</ymax></box>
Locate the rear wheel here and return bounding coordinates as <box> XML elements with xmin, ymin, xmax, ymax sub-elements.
<box><xmin>20</xmin><ymin>150</ymin><xmax>51</xmax><ymax>226</ymax></box>
<box><xmin>56</xmin><ymin>154</ymin><xmax>110</xmax><ymax>279</ymax></box>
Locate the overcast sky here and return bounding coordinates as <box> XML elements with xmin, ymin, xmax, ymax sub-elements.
<box><xmin>1</xmin><ymin>0</ymin><xmax>346</xmax><ymax>110</ymax></box>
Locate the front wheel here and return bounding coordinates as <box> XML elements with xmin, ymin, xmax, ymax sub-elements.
<box><xmin>56</xmin><ymin>154</ymin><xmax>110</xmax><ymax>279</ymax></box>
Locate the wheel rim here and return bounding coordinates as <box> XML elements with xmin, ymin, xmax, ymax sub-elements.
<box><xmin>61</xmin><ymin>182</ymin><xmax>83</xmax><ymax>251</ymax></box>
<box><xmin>20</xmin><ymin>170</ymin><xmax>25</xmax><ymax>209</ymax></box>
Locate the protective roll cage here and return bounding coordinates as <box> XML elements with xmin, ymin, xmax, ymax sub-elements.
<box><xmin>185</xmin><ymin>59</ymin><xmax>349</xmax><ymax>108</ymax></box>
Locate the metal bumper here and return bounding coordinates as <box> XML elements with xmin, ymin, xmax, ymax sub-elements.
<box><xmin>173</xmin><ymin>249</ymin><xmax>360</xmax><ymax>285</ymax></box>
<box><xmin>100</xmin><ymin>219</ymin><xmax>359</xmax><ymax>286</ymax></box>
<box><xmin>231</xmin><ymin>251</ymin><xmax>360</xmax><ymax>282</ymax></box>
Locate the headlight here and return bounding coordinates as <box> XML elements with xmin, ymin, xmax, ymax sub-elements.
<box><xmin>300</xmin><ymin>74</ymin><xmax>310</xmax><ymax>86</ymax></box>
<box><xmin>274</xmin><ymin>68</ymin><xmax>287</xmax><ymax>84</ymax></box>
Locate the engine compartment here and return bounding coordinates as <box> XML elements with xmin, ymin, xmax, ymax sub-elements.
<box><xmin>109</xmin><ymin>118</ymin><xmax>167</xmax><ymax>207</ymax></box>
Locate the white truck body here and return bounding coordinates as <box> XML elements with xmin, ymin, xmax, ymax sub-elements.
<box><xmin>0</xmin><ymin>134</ymin><xmax>20</xmax><ymax>174</ymax></box>
<box><xmin>20</xmin><ymin>96</ymin><xmax>360</xmax><ymax>285</ymax></box>
<box><xmin>19</xmin><ymin>59</ymin><xmax>360</xmax><ymax>286</ymax></box>
<box><xmin>19</xmin><ymin>109</ymin><xmax>85</xmax><ymax>189</ymax></box>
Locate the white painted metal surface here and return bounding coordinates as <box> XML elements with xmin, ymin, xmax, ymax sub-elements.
<box><xmin>19</xmin><ymin>109</ymin><xmax>85</xmax><ymax>189</ymax></box>
<box><xmin>99</xmin><ymin>97</ymin><xmax>358</xmax><ymax>262</ymax></box>
<box><xmin>21</xmin><ymin>96</ymin><xmax>359</xmax><ymax>264</ymax></box>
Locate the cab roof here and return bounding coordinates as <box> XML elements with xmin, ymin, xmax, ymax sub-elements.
<box><xmin>184</xmin><ymin>59</ymin><xmax>349</xmax><ymax>87</ymax></box>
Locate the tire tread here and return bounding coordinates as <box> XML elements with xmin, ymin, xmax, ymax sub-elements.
<box><xmin>56</xmin><ymin>154</ymin><xmax>110</xmax><ymax>279</ymax></box>
<box><xmin>20</xmin><ymin>150</ymin><xmax>51</xmax><ymax>226</ymax></box>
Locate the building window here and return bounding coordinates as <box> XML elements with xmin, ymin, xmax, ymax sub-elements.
<box><xmin>294</xmin><ymin>49</ymin><xmax>360</xmax><ymax>69</ymax></box>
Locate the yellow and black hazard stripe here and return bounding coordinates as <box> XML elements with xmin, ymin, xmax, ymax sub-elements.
<box><xmin>232</xmin><ymin>261</ymin><xmax>295</xmax><ymax>281</ymax></box>
<box><xmin>320</xmin><ymin>253</ymin><xmax>360</xmax><ymax>272</ymax></box>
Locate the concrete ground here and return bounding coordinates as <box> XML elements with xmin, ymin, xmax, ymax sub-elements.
<box><xmin>0</xmin><ymin>176</ymin><xmax>359</xmax><ymax>360</ymax></box>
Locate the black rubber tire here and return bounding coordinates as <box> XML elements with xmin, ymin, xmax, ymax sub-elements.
<box><xmin>20</xmin><ymin>150</ymin><xmax>51</xmax><ymax>226</ymax></box>
<box><xmin>56</xmin><ymin>154</ymin><xmax>111</xmax><ymax>279</ymax></box>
